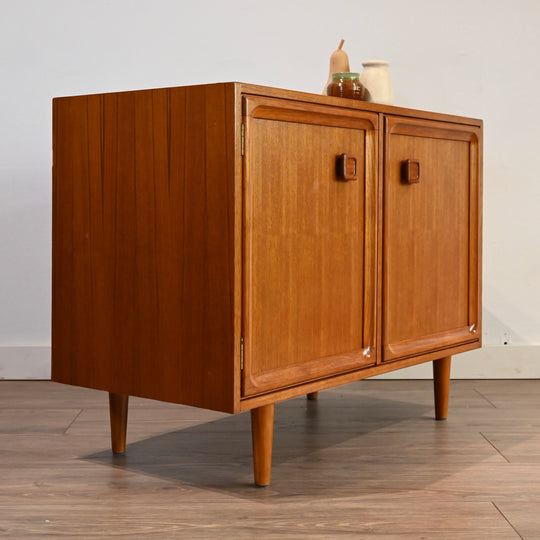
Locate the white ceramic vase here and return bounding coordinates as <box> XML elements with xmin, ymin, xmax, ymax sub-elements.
<box><xmin>359</xmin><ymin>60</ymin><xmax>394</xmax><ymax>105</ymax></box>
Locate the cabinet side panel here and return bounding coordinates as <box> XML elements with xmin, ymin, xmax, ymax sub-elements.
<box><xmin>52</xmin><ymin>84</ymin><xmax>237</xmax><ymax>412</ymax></box>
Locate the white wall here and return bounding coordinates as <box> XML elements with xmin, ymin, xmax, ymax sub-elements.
<box><xmin>1</xmin><ymin>0</ymin><xmax>539</xmax><ymax>379</ymax></box>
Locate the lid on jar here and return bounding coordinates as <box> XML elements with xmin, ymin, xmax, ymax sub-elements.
<box><xmin>332</xmin><ymin>72</ymin><xmax>360</xmax><ymax>80</ymax></box>
<box><xmin>361</xmin><ymin>60</ymin><xmax>390</xmax><ymax>67</ymax></box>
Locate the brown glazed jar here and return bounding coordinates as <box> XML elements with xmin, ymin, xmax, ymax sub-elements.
<box><xmin>326</xmin><ymin>72</ymin><xmax>366</xmax><ymax>100</ymax></box>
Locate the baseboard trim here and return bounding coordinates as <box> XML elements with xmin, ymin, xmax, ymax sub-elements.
<box><xmin>372</xmin><ymin>345</ymin><xmax>540</xmax><ymax>379</ymax></box>
<box><xmin>0</xmin><ymin>345</ymin><xmax>538</xmax><ymax>380</ymax></box>
<box><xmin>0</xmin><ymin>346</ymin><xmax>51</xmax><ymax>380</ymax></box>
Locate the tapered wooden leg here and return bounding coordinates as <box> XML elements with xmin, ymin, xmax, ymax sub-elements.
<box><xmin>109</xmin><ymin>393</ymin><xmax>129</xmax><ymax>454</ymax></box>
<box><xmin>433</xmin><ymin>356</ymin><xmax>451</xmax><ymax>421</ymax></box>
<box><xmin>251</xmin><ymin>403</ymin><xmax>275</xmax><ymax>487</ymax></box>
<box><xmin>306</xmin><ymin>392</ymin><xmax>318</xmax><ymax>400</ymax></box>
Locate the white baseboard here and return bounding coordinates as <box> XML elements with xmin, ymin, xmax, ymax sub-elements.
<box><xmin>0</xmin><ymin>346</ymin><xmax>51</xmax><ymax>380</ymax></box>
<box><xmin>372</xmin><ymin>345</ymin><xmax>540</xmax><ymax>379</ymax></box>
<box><xmin>0</xmin><ymin>345</ymin><xmax>538</xmax><ymax>380</ymax></box>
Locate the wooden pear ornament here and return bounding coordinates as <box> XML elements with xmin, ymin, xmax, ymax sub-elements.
<box><xmin>323</xmin><ymin>39</ymin><xmax>351</xmax><ymax>94</ymax></box>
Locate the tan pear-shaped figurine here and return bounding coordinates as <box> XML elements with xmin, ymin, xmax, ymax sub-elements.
<box><xmin>323</xmin><ymin>39</ymin><xmax>350</xmax><ymax>94</ymax></box>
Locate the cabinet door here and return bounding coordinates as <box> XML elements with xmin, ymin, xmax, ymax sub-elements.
<box><xmin>242</xmin><ymin>96</ymin><xmax>378</xmax><ymax>396</ymax></box>
<box><xmin>383</xmin><ymin>116</ymin><xmax>482</xmax><ymax>361</ymax></box>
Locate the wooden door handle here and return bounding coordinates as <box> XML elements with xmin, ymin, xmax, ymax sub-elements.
<box><xmin>402</xmin><ymin>159</ymin><xmax>420</xmax><ymax>184</ymax></box>
<box><xmin>336</xmin><ymin>154</ymin><xmax>358</xmax><ymax>181</ymax></box>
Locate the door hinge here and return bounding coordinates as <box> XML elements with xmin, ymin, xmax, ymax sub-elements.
<box><xmin>241</xmin><ymin>123</ymin><xmax>245</xmax><ymax>157</ymax></box>
<box><xmin>240</xmin><ymin>337</ymin><xmax>244</xmax><ymax>370</ymax></box>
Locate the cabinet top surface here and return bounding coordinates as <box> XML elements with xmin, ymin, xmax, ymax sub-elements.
<box><xmin>53</xmin><ymin>81</ymin><xmax>483</xmax><ymax>127</ymax></box>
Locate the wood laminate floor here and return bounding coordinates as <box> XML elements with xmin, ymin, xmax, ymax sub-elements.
<box><xmin>1</xmin><ymin>379</ymin><xmax>540</xmax><ymax>539</ymax></box>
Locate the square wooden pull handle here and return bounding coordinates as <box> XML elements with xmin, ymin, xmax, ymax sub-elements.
<box><xmin>336</xmin><ymin>154</ymin><xmax>358</xmax><ymax>181</ymax></box>
<box><xmin>402</xmin><ymin>159</ymin><xmax>420</xmax><ymax>184</ymax></box>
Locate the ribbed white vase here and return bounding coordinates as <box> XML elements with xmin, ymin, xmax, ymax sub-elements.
<box><xmin>359</xmin><ymin>60</ymin><xmax>394</xmax><ymax>105</ymax></box>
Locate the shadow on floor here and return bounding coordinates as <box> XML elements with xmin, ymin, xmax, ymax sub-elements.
<box><xmin>83</xmin><ymin>390</ymin><xmax>462</xmax><ymax>498</ymax></box>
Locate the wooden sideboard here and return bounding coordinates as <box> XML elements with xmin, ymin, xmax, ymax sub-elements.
<box><xmin>52</xmin><ymin>82</ymin><xmax>482</xmax><ymax>486</ymax></box>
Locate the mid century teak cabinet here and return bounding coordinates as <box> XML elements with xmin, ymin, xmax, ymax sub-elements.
<box><xmin>52</xmin><ymin>82</ymin><xmax>482</xmax><ymax>486</ymax></box>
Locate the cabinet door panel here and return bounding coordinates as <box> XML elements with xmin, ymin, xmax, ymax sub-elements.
<box><xmin>243</xmin><ymin>99</ymin><xmax>377</xmax><ymax>396</ymax></box>
<box><xmin>383</xmin><ymin>116</ymin><xmax>481</xmax><ymax>361</ymax></box>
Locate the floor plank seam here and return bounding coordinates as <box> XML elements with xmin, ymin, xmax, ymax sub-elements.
<box><xmin>479</xmin><ymin>432</ymin><xmax>511</xmax><ymax>463</ymax></box>
<box><xmin>3</xmin><ymin>381</ymin><xmax>540</xmax><ymax>537</ymax></box>
<box><xmin>474</xmin><ymin>388</ymin><xmax>498</xmax><ymax>408</ymax></box>
<box><xmin>492</xmin><ymin>501</ymin><xmax>524</xmax><ymax>539</ymax></box>
<box><xmin>63</xmin><ymin>409</ymin><xmax>84</xmax><ymax>434</ymax></box>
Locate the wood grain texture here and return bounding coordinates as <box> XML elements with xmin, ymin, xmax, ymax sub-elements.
<box><xmin>382</xmin><ymin>116</ymin><xmax>482</xmax><ymax>361</ymax></box>
<box><xmin>238</xmin><ymin>340</ymin><xmax>479</xmax><ymax>411</ymax></box>
<box><xmin>52</xmin><ymin>82</ymin><xmax>482</xmax><ymax>427</ymax></box>
<box><xmin>433</xmin><ymin>356</ymin><xmax>451</xmax><ymax>420</ymax></box>
<box><xmin>244</xmin><ymin>93</ymin><xmax>379</xmax><ymax>130</ymax></box>
<box><xmin>52</xmin><ymin>83</ymin><xmax>239</xmax><ymax>412</ymax></box>
<box><xmin>239</xmin><ymin>82</ymin><xmax>483</xmax><ymax>127</ymax></box>
<box><xmin>239</xmin><ymin>340</ymin><xmax>479</xmax><ymax>411</ymax></box>
<box><xmin>2</xmin><ymin>380</ymin><xmax>538</xmax><ymax>538</ymax></box>
<box><xmin>242</xmin><ymin>97</ymin><xmax>378</xmax><ymax>396</ymax></box>
<box><xmin>250</xmin><ymin>403</ymin><xmax>275</xmax><ymax>486</ymax></box>
<box><xmin>109</xmin><ymin>393</ymin><xmax>128</xmax><ymax>453</ymax></box>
